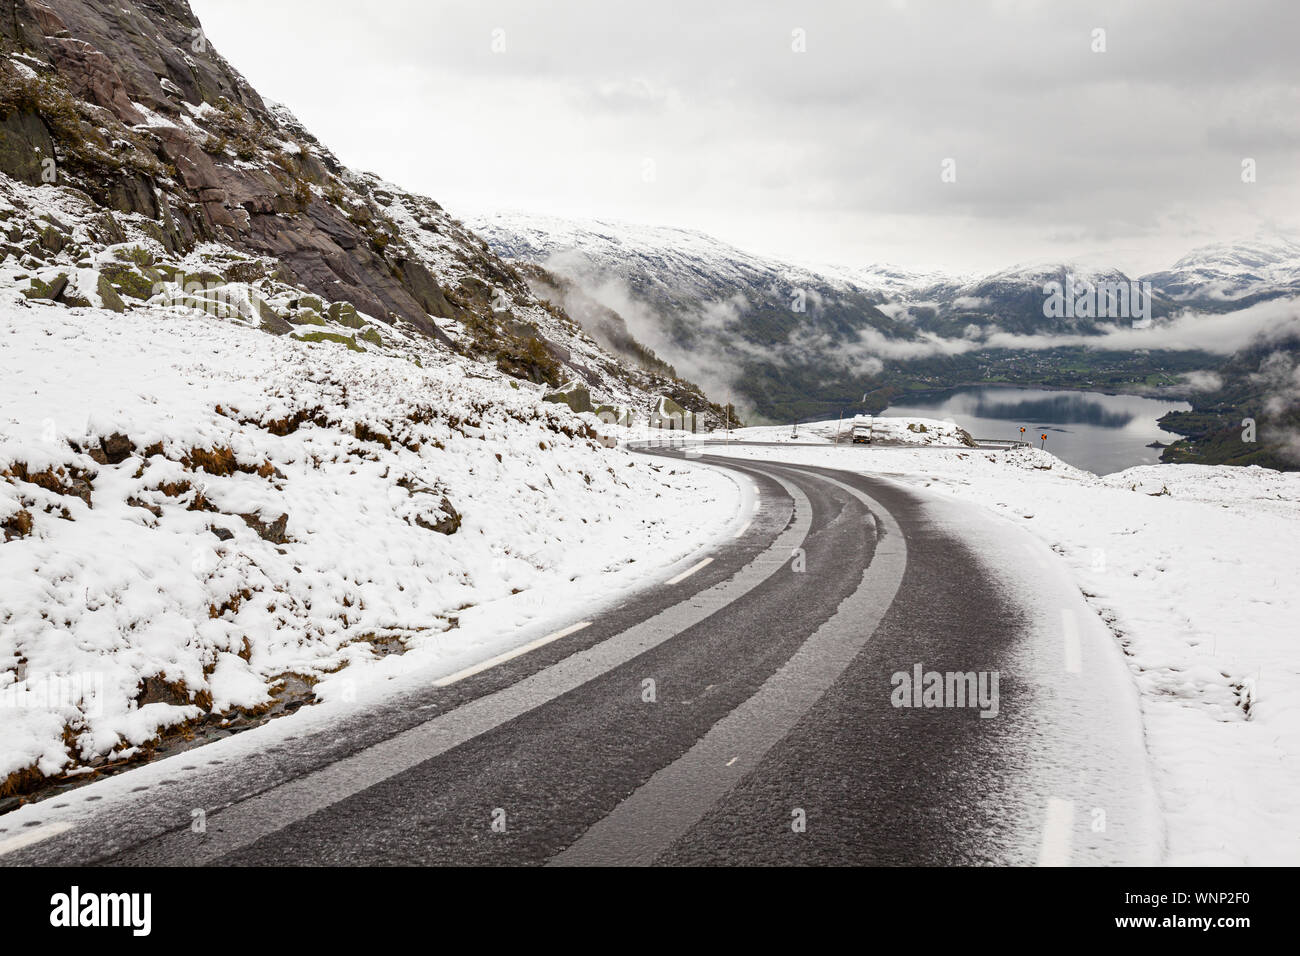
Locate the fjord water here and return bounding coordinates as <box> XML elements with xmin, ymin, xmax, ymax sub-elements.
<box><xmin>883</xmin><ymin>385</ymin><xmax>1192</xmax><ymax>475</ymax></box>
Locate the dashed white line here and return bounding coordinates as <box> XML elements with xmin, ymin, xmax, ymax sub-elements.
<box><xmin>1037</xmin><ymin>798</ymin><xmax>1075</xmax><ymax>866</ymax></box>
<box><xmin>432</xmin><ymin>621</ymin><xmax>592</xmax><ymax>687</ymax></box>
<box><xmin>1061</xmin><ymin>609</ymin><xmax>1082</xmax><ymax>674</ymax></box>
<box><xmin>752</xmin><ymin>500</ymin><xmax>760</xmax><ymax>513</ymax></box>
<box><xmin>665</xmin><ymin>557</ymin><xmax>713</xmax><ymax>585</ymax></box>
<box><xmin>0</xmin><ymin>821</ymin><xmax>73</xmax><ymax>858</ymax></box>
<box><xmin>734</xmin><ymin>519</ymin><xmax>752</xmax><ymax>538</ymax></box>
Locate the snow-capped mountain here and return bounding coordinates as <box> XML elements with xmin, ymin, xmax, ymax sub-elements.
<box><xmin>470</xmin><ymin>211</ymin><xmax>911</xmax><ymax>419</ymax></box>
<box><xmin>470</xmin><ymin>211</ymin><xmax>902</xmax><ymax>316</ymax></box>
<box><xmin>469</xmin><ymin>212</ymin><xmax>1206</xmax><ymax>421</ymax></box>
<box><xmin>810</xmin><ymin>261</ymin><xmax>963</xmax><ymax>300</ymax></box>
<box><xmin>1142</xmin><ymin>236</ymin><xmax>1300</xmax><ymax>306</ymax></box>
<box><xmin>919</xmin><ymin>261</ymin><xmax>1179</xmax><ymax>336</ymax></box>
<box><xmin>472</xmin><ymin>212</ymin><xmax>1181</xmax><ymax>341</ymax></box>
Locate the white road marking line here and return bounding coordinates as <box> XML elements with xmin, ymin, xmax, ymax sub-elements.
<box><xmin>1037</xmin><ymin>798</ymin><xmax>1075</xmax><ymax>866</ymax></box>
<box><xmin>752</xmin><ymin>500</ymin><xmax>760</xmax><ymax>512</ymax></box>
<box><xmin>0</xmin><ymin>821</ymin><xmax>73</xmax><ymax>858</ymax></box>
<box><xmin>553</xmin><ymin>471</ymin><xmax>909</xmax><ymax>868</ymax></box>
<box><xmin>113</xmin><ymin>472</ymin><xmax>812</xmax><ymax>867</ymax></box>
<box><xmin>432</xmin><ymin>622</ymin><xmax>592</xmax><ymax>687</ymax></box>
<box><xmin>725</xmin><ymin>756</ymin><xmax>738</xmax><ymax>767</ymax></box>
<box><xmin>665</xmin><ymin>557</ymin><xmax>712</xmax><ymax>585</ymax></box>
<box><xmin>733</xmin><ymin>519</ymin><xmax>752</xmax><ymax>538</ymax></box>
<box><xmin>1061</xmin><ymin>609</ymin><xmax>1082</xmax><ymax>674</ymax></box>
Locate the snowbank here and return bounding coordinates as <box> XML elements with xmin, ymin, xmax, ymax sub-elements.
<box><xmin>0</xmin><ymin>299</ymin><xmax>737</xmax><ymax>793</ymax></box>
<box><xmin>702</xmin><ymin>415</ymin><xmax>976</xmax><ymax>446</ymax></box>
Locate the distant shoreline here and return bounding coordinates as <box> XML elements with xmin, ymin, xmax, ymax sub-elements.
<box><xmin>892</xmin><ymin>380</ymin><xmax>1194</xmax><ymax>406</ymax></box>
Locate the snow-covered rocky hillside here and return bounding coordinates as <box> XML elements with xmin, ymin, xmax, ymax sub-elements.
<box><xmin>0</xmin><ymin>292</ymin><xmax>737</xmax><ymax>802</ymax></box>
<box><xmin>0</xmin><ymin>0</ymin><xmax>743</xmax><ymax>805</ymax></box>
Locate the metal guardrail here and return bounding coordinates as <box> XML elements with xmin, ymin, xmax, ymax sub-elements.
<box><xmin>972</xmin><ymin>439</ymin><xmax>1032</xmax><ymax>449</ymax></box>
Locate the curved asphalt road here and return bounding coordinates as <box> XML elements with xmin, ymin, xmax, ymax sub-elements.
<box><xmin>0</xmin><ymin>442</ymin><xmax>1161</xmax><ymax>866</ymax></box>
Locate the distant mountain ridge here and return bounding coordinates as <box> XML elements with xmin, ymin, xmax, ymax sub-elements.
<box><xmin>469</xmin><ymin>212</ymin><xmax>1237</xmax><ymax>410</ymax></box>
<box><xmin>1142</xmin><ymin>236</ymin><xmax>1300</xmax><ymax>308</ymax></box>
<box><xmin>472</xmin><ymin>212</ymin><xmax>1300</xmax><ymax>469</ymax></box>
<box><xmin>471</xmin><ymin>211</ymin><xmax>1247</xmax><ymax>344</ymax></box>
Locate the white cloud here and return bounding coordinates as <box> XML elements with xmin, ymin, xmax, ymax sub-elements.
<box><xmin>191</xmin><ymin>0</ymin><xmax>1300</xmax><ymax>276</ymax></box>
<box><xmin>1178</xmin><ymin>370</ymin><xmax>1224</xmax><ymax>392</ymax></box>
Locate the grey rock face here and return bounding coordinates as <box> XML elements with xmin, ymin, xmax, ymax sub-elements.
<box><xmin>0</xmin><ymin>0</ymin><xmax>468</xmax><ymax>342</ymax></box>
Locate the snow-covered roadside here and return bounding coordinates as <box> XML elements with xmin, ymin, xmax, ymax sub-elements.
<box><xmin>699</xmin><ymin>439</ymin><xmax>1300</xmax><ymax>865</ymax></box>
<box><xmin>0</xmin><ymin>300</ymin><xmax>739</xmax><ymax>798</ymax></box>
<box><xmin>695</xmin><ymin>415</ymin><xmax>975</xmax><ymax>446</ymax></box>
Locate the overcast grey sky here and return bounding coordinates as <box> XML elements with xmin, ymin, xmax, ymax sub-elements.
<box><xmin>191</xmin><ymin>0</ymin><xmax>1300</xmax><ymax>275</ymax></box>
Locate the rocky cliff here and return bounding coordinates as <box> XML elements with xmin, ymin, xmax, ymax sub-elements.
<box><xmin>0</xmin><ymin>0</ymin><xmax>726</xmax><ymax>420</ymax></box>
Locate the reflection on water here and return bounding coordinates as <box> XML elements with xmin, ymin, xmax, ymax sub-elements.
<box><xmin>972</xmin><ymin>394</ymin><xmax>1134</xmax><ymax>429</ymax></box>
<box><xmin>883</xmin><ymin>385</ymin><xmax>1191</xmax><ymax>475</ymax></box>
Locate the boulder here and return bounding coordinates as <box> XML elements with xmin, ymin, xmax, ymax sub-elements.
<box><xmin>594</xmin><ymin>404</ymin><xmax>633</xmax><ymax>427</ymax></box>
<box><xmin>328</xmin><ymin>301</ymin><xmax>364</xmax><ymax>328</ymax></box>
<box><xmin>252</xmin><ymin>297</ymin><xmax>291</xmax><ymax>335</ymax></box>
<box><xmin>649</xmin><ymin>396</ymin><xmax>697</xmax><ymax>432</ymax></box>
<box><xmin>96</xmin><ymin>274</ymin><xmax>126</xmax><ymax>312</ymax></box>
<box><xmin>100</xmin><ymin>432</ymin><xmax>135</xmax><ymax>464</ymax></box>
<box><xmin>543</xmin><ymin>381</ymin><xmax>594</xmax><ymax>414</ymax></box>
<box><xmin>22</xmin><ymin>273</ymin><xmax>70</xmax><ymax>302</ymax></box>
<box><xmin>413</xmin><ymin>497</ymin><xmax>462</xmax><ymax>535</ymax></box>
<box><xmin>292</xmin><ymin>330</ymin><xmax>365</xmax><ymax>352</ymax></box>
<box><xmin>289</xmin><ymin>308</ymin><xmax>326</xmax><ymax>326</ymax></box>
<box><xmin>99</xmin><ymin>263</ymin><xmax>159</xmax><ymax>300</ymax></box>
<box><xmin>38</xmin><ymin>226</ymin><xmax>66</xmax><ymax>254</ymax></box>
